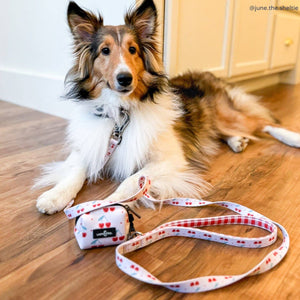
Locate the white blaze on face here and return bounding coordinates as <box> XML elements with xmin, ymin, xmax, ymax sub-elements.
<box><xmin>113</xmin><ymin>28</ymin><xmax>133</xmax><ymax>92</ymax></box>
<box><xmin>114</xmin><ymin>54</ymin><xmax>132</xmax><ymax>89</ymax></box>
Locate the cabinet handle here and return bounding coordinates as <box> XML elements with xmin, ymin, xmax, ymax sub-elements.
<box><xmin>284</xmin><ymin>39</ymin><xmax>294</xmax><ymax>47</ymax></box>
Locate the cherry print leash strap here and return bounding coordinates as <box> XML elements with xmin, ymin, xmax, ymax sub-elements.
<box><xmin>114</xmin><ymin>178</ymin><xmax>289</xmax><ymax>293</ymax></box>
<box><xmin>102</xmin><ymin>108</ymin><xmax>130</xmax><ymax>168</ymax></box>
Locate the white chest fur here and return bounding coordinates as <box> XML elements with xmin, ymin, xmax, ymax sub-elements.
<box><xmin>67</xmin><ymin>89</ymin><xmax>179</xmax><ymax>182</ymax></box>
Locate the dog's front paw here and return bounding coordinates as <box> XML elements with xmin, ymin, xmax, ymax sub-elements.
<box><xmin>36</xmin><ymin>189</ymin><xmax>72</xmax><ymax>214</ymax></box>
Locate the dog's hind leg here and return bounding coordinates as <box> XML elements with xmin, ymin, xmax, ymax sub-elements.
<box><xmin>216</xmin><ymin>87</ymin><xmax>300</xmax><ymax>150</ymax></box>
<box><xmin>226</xmin><ymin>136</ymin><xmax>249</xmax><ymax>153</ymax></box>
<box><xmin>262</xmin><ymin>126</ymin><xmax>300</xmax><ymax>148</ymax></box>
<box><xmin>35</xmin><ymin>151</ymin><xmax>87</xmax><ymax>214</ymax></box>
<box><xmin>227</xmin><ymin>87</ymin><xmax>300</xmax><ymax>148</ymax></box>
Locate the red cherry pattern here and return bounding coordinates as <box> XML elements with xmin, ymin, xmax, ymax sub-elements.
<box><xmin>130</xmin><ymin>264</ymin><xmax>139</xmax><ymax>272</ymax></box>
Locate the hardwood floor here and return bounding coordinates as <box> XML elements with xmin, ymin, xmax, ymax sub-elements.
<box><xmin>0</xmin><ymin>84</ymin><xmax>299</xmax><ymax>299</ymax></box>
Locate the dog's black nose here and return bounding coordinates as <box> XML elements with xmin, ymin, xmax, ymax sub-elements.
<box><xmin>117</xmin><ymin>73</ymin><xmax>133</xmax><ymax>87</ymax></box>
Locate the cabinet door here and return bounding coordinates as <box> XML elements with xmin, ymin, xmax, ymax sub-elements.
<box><xmin>164</xmin><ymin>0</ymin><xmax>233</xmax><ymax>77</ymax></box>
<box><xmin>270</xmin><ymin>13</ymin><xmax>300</xmax><ymax>69</ymax></box>
<box><xmin>229</xmin><ymin>0</ymin><xmax>275</xmax><ymax>76</ymax></box>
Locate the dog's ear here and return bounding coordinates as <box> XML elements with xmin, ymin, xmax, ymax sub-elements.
<box><xmin>67</xmin><ymin>1</ymin><xmax>103</xmax><ymax>42</ymax></box>
<box><xmin>125</xmin><ymin>0</ymin><xmax>158</xmax><ymax>41</ymax></box>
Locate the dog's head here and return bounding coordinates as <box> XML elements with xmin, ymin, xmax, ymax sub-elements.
<box><xmin>66</xmin><ymin>0</ymin><xmax>166</xmax><ymax>102</ymax></box>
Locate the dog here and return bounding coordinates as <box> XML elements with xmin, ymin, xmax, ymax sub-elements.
<box><xmin>35</xmin><ymin>0</ymin><xmax>300</xmax><ymax>214</ymax></box>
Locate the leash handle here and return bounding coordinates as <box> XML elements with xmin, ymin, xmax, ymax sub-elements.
<box><xmin>115</xmin><ymin>195</ymin><xmax>289</xmax><ymax>293</ymax></box>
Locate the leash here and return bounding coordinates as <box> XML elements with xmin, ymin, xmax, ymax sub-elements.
<box><xmin>94</xmin><ymin>106</ymin><xmax>130</xmax><ymax>168</ymax></box>
<box><xmin>64</xmin><ymin>176</ymin><xmax>289</xmax><ymax>293</ymax></box>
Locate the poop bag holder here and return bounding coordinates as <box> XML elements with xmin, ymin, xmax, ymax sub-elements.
<box><xmin>64</xmin><ymin>176</ymin><xmax>289</xmax><ymax>293</ymax></box>
<box><xmin>64</xmin><ymin>176</ymin><xmax>150</xmax><ymax>249</ymax></box>
<box><xmin>74</xmin><ymin>204</ymin><xmax>141</xmax><ymax>249</ymax></box>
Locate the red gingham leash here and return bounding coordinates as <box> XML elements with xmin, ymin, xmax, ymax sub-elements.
<box><xmin>65</xmin><ymin>176</ymin><xmax>289</xmax><ymax>293</ymax></box>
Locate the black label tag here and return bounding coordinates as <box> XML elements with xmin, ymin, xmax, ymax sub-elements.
<box><xmin>93</xmin><ymin>228</ymin><xmax>116</xmax><ymax>239</ymax></box>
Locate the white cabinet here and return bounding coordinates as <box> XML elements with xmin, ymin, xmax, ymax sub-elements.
<box><xmin>164</xmin><ymin>0</ymin><xmax>233</xmax><ymax>77</ymax></box>
<box><xmin>229</xmin><ymin>0</ymin><xmax>275</xmax><ymax>76</ymax></box>
<box><xmin>162</xmin><ymin>0</ymin><xmax>300</xmax><ymax>84</ymax></box>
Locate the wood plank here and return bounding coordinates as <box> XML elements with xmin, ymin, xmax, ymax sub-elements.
<box><xmin>0</xmin><ymin>83</ymin><xmax>299</xmax><ymax>299</ymax></box>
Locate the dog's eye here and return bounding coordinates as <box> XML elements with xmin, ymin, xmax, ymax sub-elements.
<box><xmin>129</xmin><ymin>46</ymin><xmax>137</xmax><ymax>55</ymax></box>
<box><xmin>101</xmin><ymin>47</ymin><xmax>110</xmax><ymax>56</ymax></box>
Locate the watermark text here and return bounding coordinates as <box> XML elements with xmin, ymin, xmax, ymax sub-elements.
<box><xmin>250</xmin><ymin>5</ymin><xmax>298</xmax><ymax>12</ymax></box>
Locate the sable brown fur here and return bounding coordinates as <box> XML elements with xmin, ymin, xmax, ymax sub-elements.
<box><xmin>171</xmin><ymin>71</ymin><xmax>278</xmax><ymax>170</ymax></box>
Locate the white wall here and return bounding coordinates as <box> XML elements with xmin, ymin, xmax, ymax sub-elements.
<box><xmin>0</xmin><ymin>0</ymin><xmax>135</xmax><ymax>119</ymax></box>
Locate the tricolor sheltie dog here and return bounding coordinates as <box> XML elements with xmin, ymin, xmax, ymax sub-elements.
<box><xmin>35</xmin><ymin>0</ymin><xmax>300</xmax><ymax>214</ymax></box>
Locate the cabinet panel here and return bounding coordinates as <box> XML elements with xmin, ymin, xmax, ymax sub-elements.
<box><xmin>229</xmin><ymin>0</ymin><xmax>275</xmax><ymax>76</ymax></box>
<box><xmin>270</xmin><ymin>13</ymin><xmax>300</xmax><ymax>68</ymax></box>
<box><xmin>164</xmin><ymin>0</ymin><xmax>233</xmax><ymax>77</ymax></box>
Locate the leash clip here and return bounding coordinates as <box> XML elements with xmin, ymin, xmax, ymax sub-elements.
<box><xmin>129</xmin><ymin>231</ymin><xmax>143</xmax><ymax>239</ymax></box>
<box><xmin>112</xmin><ymin>109</ymin><xmax>130</xmax><ymax>145</ymax></box>
<box><xmin>124</xmin><ymin>204</ymin><xmax>142</xmax><ymax>240</ymax></box>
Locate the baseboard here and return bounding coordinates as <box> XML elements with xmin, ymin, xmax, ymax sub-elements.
<box><xmin>228</xmin><ymin>73</ymin><xmax>281</xmax><ymax>92</ymax></box>
<box><xmin>0</xmin><ymin>68</ymin><xmax>74</xmax><ymax>119</ymax></box>
<box><xmin>280</xmin><ymin>68</ymin><xmax>300</xmax><ymax>84</ymax></box>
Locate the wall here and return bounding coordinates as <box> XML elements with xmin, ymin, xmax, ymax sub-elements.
<box><xmin>0</xmin><ymin>0</ymin><xmax>134</xmax><ymax>119</ymax></box>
